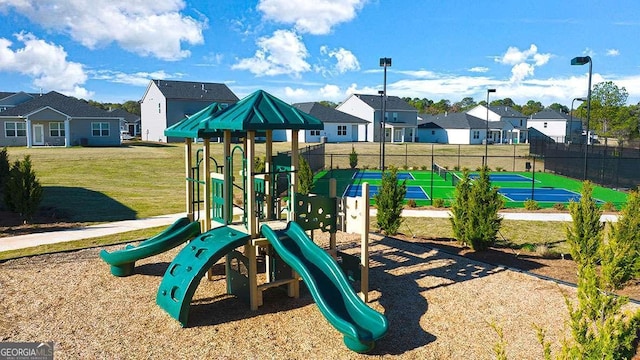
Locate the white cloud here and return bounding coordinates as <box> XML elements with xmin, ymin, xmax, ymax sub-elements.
<box><xmin>317</xmin><ymin>46</ymin><xmax>360</xmax><ymax>75</ymax></box>
<box><xmin>1</xmin><ymin>0</ymin><xmax>205</xmax><ymax>61</ymax></box>
<box><xmin>319</xmin><ymin>84</ymin><xmax>342</xmax><ymax>99</ymax></box>
<box><xmin>468</xmin><ymin>67</ymin><xmax>489</xmax><ymax>73</ymax></box>
<box><xmin>0</xmin><ymin>32</ymin><xmax>91</xmax><ymax>98</ymax></box>
<box><xmin>90</xmin><ymin>70</ymin><xmax>182</xmax><ymax>86</ymax></box>
<box><xmin>606</xmin><ymin>49</ymin><xmax>620</xmax><ymax>56</ymax></box>
<box><xmin>257</xmin><ymin>0</ymin><xmax>367</xmax><ymax>35</ymax></box>
<box><xmin>495</xmin><ymin>44</ymin><xmax>552</xmax><ymax>84</ymax></box>
<box><xmin>232</xmin><ymin>30</ymin><xmax>311</xmax><ymax>77</ymax></box>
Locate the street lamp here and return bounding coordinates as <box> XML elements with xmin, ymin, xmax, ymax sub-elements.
<box><xmin>569</xmin><ymin>97</ymin><xmax>587</xmax><ymax>144</ymax></box>
<box><xmin>571</xmin><ymin>56</ymin><xmax>592</xmax><ymax>180</ymax></box>
<box><xmin>378</xmin><ymin>90</ymin><xmax>384</xmax><ymax>169</ymax></box>
<box><xmin>379</xmin><ymin>57</ymin><xmax>391</xmax><ymax>170</ymax></box>
<box><xmin>485</xmin><ymin>88</ymin><xmax>496</xmax><ymax>167</ymax></box>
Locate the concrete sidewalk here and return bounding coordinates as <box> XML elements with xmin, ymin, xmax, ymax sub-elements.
<box><xmin>0</xmin><ymin>210</ymin><xmax>618</xmax><ymax>253</ymax></box>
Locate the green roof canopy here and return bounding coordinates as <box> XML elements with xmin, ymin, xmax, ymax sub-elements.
<box><xmin>165</xmin><ymin>90</ymin><xmax>323</xmax><ymax>138</ymax></box>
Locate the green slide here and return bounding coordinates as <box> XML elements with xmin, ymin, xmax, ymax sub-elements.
<box><xmin>261</xmin><ymin>222</ymin><xmax>388</xmax><ymax>353</ymax></box>
<box><xmin>100</xmin><ymin>217</ymin><xmax>201</xmax><ymax>277</ymax></box>
<box><xmin>156</xmin><ymin>226</ymin><xmax>250</xmax><ymax>326</ymax></box>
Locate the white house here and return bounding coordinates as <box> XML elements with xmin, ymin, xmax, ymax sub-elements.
<box><xmin>336</xmin><ymin>94</ymin><xmax>418</xmax><ymax>143</ymax></box>
<box><xmin>140</xmin><ymin>80</ymin><xmax>238</xmax><ymax>143</ymax></box>
<box><xmin>528</xmin><ymin>108</ymin><xmax>583</xmax><ymax>143</ymax></box>
<box><xmin>417</xmin><ymin>112</ymin><xmax>490</xmax><ymax>144</ymax></box>
<box><xmin>467</xmin><ymin>105</ymin><xmax>528</xmax><ymax>144</ymax></box>
<box><xmin>272</xmin><ymin>102</ymin><xmax>368</xmax><ymax>143</ymax></box>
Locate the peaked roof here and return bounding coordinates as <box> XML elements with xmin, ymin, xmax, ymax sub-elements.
<box><xmin>352</xmin><ymin>94</ymin><xmax>416</xmax><ymax>111</ymax></box>
<box><xmin>0</xmin><ymin>91</ymin><xmax>122</xmax><ymax>118</ymax></box>
<box><xmin>489</xmin><ymin>105</ymin><xmax>526</xmax><ymax>118</ymax></box>
<box><xmin>529</xmin><ymin>108</ymin><xmax>571</xmax><ymax>121</ymax></box>
<box><xmin>151</xmin><ymin>80</ymin><xmax>239</xmax><ymax>102</ymax></box>
<box><xmin>165</xmin><ymin>90</ymin><xmax>323</xmax><ymax>138</ymax></box>
<box><xmin>293</xmin><ymin>102</ymin><xmax>368</xmax><ymax>124</ymax></box>
<box><xmin>109</xmin><ymin>108</ymin><xmax>140</xmax><ymax>122</ymax></box>
<box><xmin>419</xmin><ymin>112</ymin><xmax>488</xmax><ymax>129</ymax></box>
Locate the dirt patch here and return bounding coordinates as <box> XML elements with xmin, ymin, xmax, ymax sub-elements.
<box><xmin>0</xmin><ymin>209</ymin><xmax>85</xmax><ymax>238</ymax></box>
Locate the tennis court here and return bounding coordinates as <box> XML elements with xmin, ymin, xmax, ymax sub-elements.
<box><xmin>343</xmin><ymin>184</ymin><xmax>430</xmax><ymax>200</ymax></box>
<box><xmin>498</xmin><ymin>188</ymin><xmax>591</xmax><ymax>203</ymax></box>
<box><xmin>468</xmin><ymin>173</ymin><xmax>534</xmax><ymax>182</ymax></box>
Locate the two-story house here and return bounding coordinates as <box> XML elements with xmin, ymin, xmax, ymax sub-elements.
<box><xmin>140</xmin><ymin>80</ymin><xmax>239</xmax><ymax>143</ymax></box>
<box><xmin>417</xmin><ymin>112</ymin><xmax>491</xmax><ymax>144</ymax></box>
<box><xmin>527</xmin><ymin>108</ymin><xmax>583</xmax><ymax>143</ymax></box>
<box><xmin>336</xmin><ymin>94</ymin><xmax>418</xmax><ymax>143</ymax></box>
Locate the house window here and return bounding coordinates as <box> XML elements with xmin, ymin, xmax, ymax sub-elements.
<box><xmin>50</xmin><ymin>122</ymin><xmax>65</xmax><ymax>137</ymax></box>
<box><xmin>5</xmin><ymin>122</ymin><xmax>26</xmax><ymax>137</ymax></box>
<box><xmin>92</xmin><ymin>122</ymin><xmax>110</xmax><ymax>136</ymax></box>
<box><xmin>310</xmin><ymin>130</ymin><xmax>320</xmax><ymax>136</ymax></box>
<box><xmin>520</xmin><ymin>119</ymin><xmax>523</xmax><ymax>127</ymax></box>
<box><xmin>392</xmin><ymin>112</ymin><xmax>398</xmax><ymax>122</ymax></box>
<box><xmin>543</xmin><ymin>122</ymin><xmax>548</xmax><ymax>128</ymax></box>
<box><xmin>158</xmin><ymin>103</ymin><xmax>161</xmax><ymax>113</ymax></box>
<box><xmin>337</xmin><ymin>125</ymin><xmax>347</xmax><ymax>136</ymax></box>
<box><xmin>431</xmin><ymin>130</ymin><xmax>435</xmax><ymax>135</ymax></box>
<box><xmin>473</xmin><ymin>130</ymin><xmax>480</xmax><ymax>139</ymax></box>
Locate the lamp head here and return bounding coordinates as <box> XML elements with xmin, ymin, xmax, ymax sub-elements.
<box><xmin>379</xmin><ymin>57</ymin><xmax>392</xmax><ymax>67</ymax></box>
<box><xmin>571</xmin><ymin>56</ymin><xmax>591</xmax><ymax>65</ymax></box>
<box><xmin>487</xmin><ymin>88</ymin><xmax>496</xmax><ymax>93</ymax></box>
<box><xmin>575</xmin><ymin>97</ymin><xmax>587</xmax><ymax>102</ymax></box>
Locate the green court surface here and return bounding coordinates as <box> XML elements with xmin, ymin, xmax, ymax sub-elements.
<box><xmin>313</xmin><ymin>169</ymin><xmax>628</xmax><ymax>209</ymax></box>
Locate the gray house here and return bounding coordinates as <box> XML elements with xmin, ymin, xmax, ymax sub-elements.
<box><xmin>140</xmin><ymin>80</ymin><xmax>239</xmax><ymax>143</ymax></box>
<box><xmin>0</xmin><ymin>91</ymin><xmax>123</xmax><ymax>147</ymax></box>
<box><xmin>528</xmin><ymin>108</ymin><xmax>583</xmax><ymax>143</ymax></box>
<box><xmin>467</xmin><ymin>105</ymin><xmax>528</xmax><ymax>144</ymax></box>
<box><xmin>336</xmin><ymin>94</ymin><xmax>418</xmax><ymax>142</ymax></box>
<box><xmin>271</xmin><ymin>102</ymin><xmax>368</xmax><ymax>143</ymax></box>
<box><xmin>109</xmin><ymin>108</ymin><xmax>141</xmax><ymax>137</ymax></box>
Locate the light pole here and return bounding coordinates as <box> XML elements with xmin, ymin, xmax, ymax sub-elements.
<box><xmin>378</xmin><ymin>90</ymin><xmax>384</xmax><ymax>169</ymax></box>
<box><xmin>569</xmin><ymin>97</ymin><xmax>586</xmax><ymax>144</ymax></box>
<box><xmin>571</xmin><ymin>56</ymin><xmax>592</xmax><ymax>180</ymax></box>
<box><xmin>379</xmin><ymin>57</ymin><xmax>391</xmax><ymax>170</ymax></box>
<box><xmin>485</xmin><ymin>88</ymin><xmax>496</xmax><ymax>167</ymax></box>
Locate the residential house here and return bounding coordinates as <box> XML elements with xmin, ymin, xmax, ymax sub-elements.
<box><xmin>140</xmin><ymin>80</ymin><xmax>239</xmax><ymax>143</ymax></box>
<box><xmin>417</xmin><ymin>112</ymin><xmax>491</xmax><ymax>144</ymax></box>
<box><xmin>109</xmin><ymin>108</ymin><xmax>141</xmax><ymax>137</ymax></box>
<box><xmin>467</xmin><ymin>105</ymin><xmax>528</xmax><ymax>144</ymax></box>
<box><xmin>527</xmin><ymin>108</ymin><xmax>583</xmax><ymax>143</ymax></box>
<box><xmin>271</xmin><ymin>102</ymin><xmax>368</xmax><ymax>143</ymax></box>
<box><xmin>0</xmin><ymin>91</ymin><xmax>123</xmax><ymax>147</ymax></box>
<box><xmin>336</xmin><ymin>94</ymin><xmax>418</xmax><ymax>143</ymax></box>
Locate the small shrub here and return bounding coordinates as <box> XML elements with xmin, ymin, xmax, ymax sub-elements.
<box><xmin>4</xmin><ymin>155</ymin><xmax>43</xmax><ymax>223</ymax></box>
<box><xmin>432</xmin><ymin>198</ymin><xmax>445</xmax><ymax>208</ymax></box>
<box><xmin>495</xmin><ymin>166</ymin><xmax>504</xmax><ymax>172</ymax></box>
<box><xmin>552</xmin><ymin>202</ymin><xmax>566</xmax><ymax>211</ymax></box>
<box><xmin>402</xmin><ymin>164</ymin><xmax>409</xmax><ymax>170</ymax></box>
<box><xmin>453</xmin><ymin>166</ymin><xmax>460</xmax><ymax>171</ymax></box>
<box><xmin>0</xmin><ymin>146</ymin><xmax>9</xmax><ymax>191</ymax></box>
<box><xmin>420</xmin><ymin>165</ymin><xmax>427</xmax><ymax>171</ymax></box>
<box><xmin>406</xmin><ymin>199</ymin><xmax>417</xmax><ymax>208</ymax></box>
<box><xmin>601</xmin><ymin>201</ymin><xmax>616</xmax><ymax>212</ymax></box>
<box><xmin>534</xmin><ymin>244</ymin><xmax>557</xmax><ymax>258</ymax></box>
<box><xmin>254</xmin><ymin>156</ymin><xmax>265</xmax><ymax>173</ymax></box>
<box><xmin>349</xmin><ymin>146</ymin><xmax>358</xmax><ymax>169</ymax></box>
<box><xmin>362</xmin><ymin>164</ymin><xmax>369</xmax><ymax>170</ymax></box>
<box><xmin>373</xmin><ymin>168</ymin><xmax>406</xmax><ymax>235</ymax></box>
<box><xmin>524</xmin><ymin>199</ymin><xmax>540</xmax><ymax>210</ymax></box>
<box><xmin>297</xmin><ymin>157</ymin><xmax>314</xmax><ymax>195</ymax></box>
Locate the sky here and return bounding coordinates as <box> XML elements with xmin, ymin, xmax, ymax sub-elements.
<box><xmin>1</xmin><ymin>0</ymin><xmax>639</xmax><ymax>108</ymax></box>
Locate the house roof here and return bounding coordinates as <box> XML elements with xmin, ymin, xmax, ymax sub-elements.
<box><xmin>529</xmin><ymin>108</ymin><xmax>570</xmax><ymax>121</ymax></box>
<box><xmin>489</xmin><ymin>105</ymin><xmax>526</xmax><ymax>118</ymax></box>
<box><xmin>108</xmin><ymin>108</ymin><xmax>140</xmax><ymax>123</ymax></box>
<box><xmin>151</xmin><ymin>80</ymin><xmax>239</xmax><ymax>102</ymax></box>
<box><xmin>419</xmin><ymin>113</ymin><xmax>488</xmax><ymax>130</ymax></box>
<box><xmin>292</xmin><ymin>102</ymin><xmax>368</xmax><ymax>124</ymax></box>
<box><xmin>352</xmin><ymin>94</ymin><xmax>416</xmax><ymax>111</ymax></box>
<box><xmin>0</xmin><ymin>91</ymin><xmax>122</xmax><ymax>118</ymax></box>
<box><xmin>164</xmin><ymin>90</ymin><xmax>323</xmax><ymax>138</ymax></box>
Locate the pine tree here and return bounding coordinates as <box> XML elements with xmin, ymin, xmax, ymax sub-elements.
<box><xmin>4</xmin><ymin>155</ymin><xmax>43</xmax><ymax>223</ymax></box>
<box><xmin>0</xmin><ymin>147</ymin><xmax>9</xmax><ymax>204</ymax></box>
<box><xmin>349</xmin><ymin>146</ymin><xmax>358</xmax><ymax>169</ymax></box>
<box><xmin>566</xmin><ymin>181</ymin><xmax>603</xmax><ymax>269</ymax></box>
<box><xmin>449</xmin><ymin>170</ymin><xmax>472</xmax><ymax>245</ymax></box>
<box><xmin>297</xmin><ymin>156</ymin><xmax>314</xmax><ymax>195</ymax></box>
<box><xmin>373</xmin><ymin>167</ymin><xmax>406</xmax><ymax>235</ymax></box>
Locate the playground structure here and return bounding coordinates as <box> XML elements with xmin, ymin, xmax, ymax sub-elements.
<box><xmin>100</xmin><ymin>90</ymin><xmax>387</xmax><ymax>352</ymax></box>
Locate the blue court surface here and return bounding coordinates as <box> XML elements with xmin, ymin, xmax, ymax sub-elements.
<box><xmin>352</xmin><ymin>172</ymin><xmax>415</xmax><ymax>180</ymax></box>
<box><xmin>343</xmin><ymin>184</ymin><xmax>429</xmax><ymax>200</ymax></box>
<box><xmin>498</xmin><ymin>187</ymin><xmax>597</xmax><ymax>202</ymax></box>
<box><xmin>469</xmin><ymin>173</ymin><xmax>532</xmax><ymax>182</ymax></box>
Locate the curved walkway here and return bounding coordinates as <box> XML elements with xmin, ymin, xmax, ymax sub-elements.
<box><xmin>0</xmin><ymin>210</ymin><xmax>618</xmax><ymax>253</ymax></box>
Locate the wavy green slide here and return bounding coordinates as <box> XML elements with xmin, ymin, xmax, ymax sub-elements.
<box><xmin>261</xmin><ymin>222</ymin><xmax>388</xmax><ymax>353</ymax></box>
<box><xmin>100</xmin><ymin>217</ymin><xmax>201</xmax><ymax>277</ymax></box>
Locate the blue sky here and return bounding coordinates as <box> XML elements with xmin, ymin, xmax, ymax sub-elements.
<box><xmin>1</xmin><ymin>0</ymin><xmax>639</xmax><ymax>107</ymax></box>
